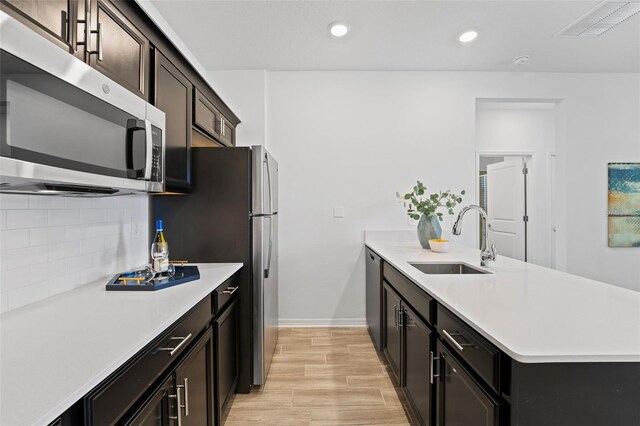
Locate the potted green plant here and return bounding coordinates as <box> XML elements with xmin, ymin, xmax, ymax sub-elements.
<box><xmin>398</xmin><ymin>181</ymin><xmax>465</xmax><ymax>249</ymax></box>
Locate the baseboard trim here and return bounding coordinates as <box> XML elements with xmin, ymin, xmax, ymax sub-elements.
<box><xmin>278</xmin><ymin>318</ymin><xmax>367</xmax><ymax>327</ymax></box>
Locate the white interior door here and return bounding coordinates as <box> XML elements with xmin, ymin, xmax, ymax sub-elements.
<box><xmin>487</xmin><ymin>158</ymin><xmax>527</xmax><ymax>261</ymax></box>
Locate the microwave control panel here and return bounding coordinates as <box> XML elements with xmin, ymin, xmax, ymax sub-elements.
<box><xmin>151</xmin><ymin>126</ymin><xmax>163</xmax><ymax>183</ymax></box>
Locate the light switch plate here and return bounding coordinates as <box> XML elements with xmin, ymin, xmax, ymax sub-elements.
<box><xmin>333</xmin><ymin>207</ymin><xmax>345</xmax><ymax>218</ymax></box>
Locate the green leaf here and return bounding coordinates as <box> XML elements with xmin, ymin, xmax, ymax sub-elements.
<box><xmin>461</xmin><ymin>190</ymin><xmax>466</xmax><ymax>195</ymax></box>
<box><xmin>404</xmin><ymin>194</ymin><xmax>411</xmax><ymax>200</ymax></box>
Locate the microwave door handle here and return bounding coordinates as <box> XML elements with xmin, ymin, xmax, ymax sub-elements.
<box><xmin>143</xmin><ymin>119</ymin><xmax>153</xmax><ymax>180</ymax></box>
<box><xmin>126</xmin><ymin>119</ymin><xmax>145</xmax><ymax>178</ymax></box>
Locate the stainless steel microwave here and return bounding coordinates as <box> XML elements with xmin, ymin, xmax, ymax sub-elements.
<box><xmin>0</xmin><ymin>11</ymin><xmax>165</xmax><ymax>196</ymax></box>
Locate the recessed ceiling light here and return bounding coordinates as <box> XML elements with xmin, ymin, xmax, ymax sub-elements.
<box><xmin>458</xmin><ymin>30</ymin><xmax>478</xmax><ymax>43</ymax></box>
<box><xmin>329</xmin><ymin>21</ymin><xmax>350</xmax><ymax>38</ymax></box>
<box><xmin>512</xmin><ymin>55</ymin><xmax>530</xmax><ymax>66</ymax></box>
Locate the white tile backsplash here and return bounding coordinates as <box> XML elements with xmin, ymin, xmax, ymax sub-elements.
<box><xmin>0</xmin><ymin>193</ymin><xmax>149</xmax><ymax>313</ymax></box>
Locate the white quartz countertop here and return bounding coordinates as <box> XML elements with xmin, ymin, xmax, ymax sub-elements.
<box><xmin>0</xmin><ymin>263</ymin><xmax>242</xmax><ymax>426</ymax></box>
<box><xmin>366</xmin><ymin>241</ymin><xmax>640</xmax><ymax>364</ymax></box>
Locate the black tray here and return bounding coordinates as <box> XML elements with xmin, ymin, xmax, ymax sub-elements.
<box><xmin>106</xmin><ymin>266</ymin><xmax>200</xmax><ymax>291</ymax></box>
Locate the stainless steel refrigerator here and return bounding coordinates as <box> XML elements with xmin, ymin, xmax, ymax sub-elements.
<box><xmin>151</xmin><ymin>145</ymin><xmax>278</xmax><ymax>391</ymax></box>
<box><xmin>251</xmin><ymin>146</ymin><xmax>278</xmax><ymax>386</ymax></box>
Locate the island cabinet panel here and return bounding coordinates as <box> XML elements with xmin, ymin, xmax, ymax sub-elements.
<box><xmin>383</xmin><ymin>282</ymin><xmax>403</xmax><ymax>383</ymax></box>
<box><xmin>154</xmin><ymin>49</ymin><xmax>193</xmax><ymax>191</ymax></box>
<box><xmin>509</xmin><ymin>361</ymin><xmax>640</xmax><ymax>426</ymax></box>
<box><xmin>435</xmin><ymin>341</ymin><xmax>500</xmax><ymax>426</ymax></box>
<box><xmin>88</xmin><ymin>0</ymin><xmax>149</xmax><ymax>98</ymax></box>
<box><xmin>365</xmin><ymin>248</ymin><xmax>383</xmax><ymax>351</ymax></box>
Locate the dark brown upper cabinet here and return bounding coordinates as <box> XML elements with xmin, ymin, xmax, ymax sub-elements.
<box><xmin>88</xmin><ymin>0</ymin><xmax>149</xmax><ymax>99</ymax></box>
<box><xmin>154</xmin><ymin>49</ymin><xmax>192</xmax><ymax>191</ymax></box>
<box><xmin>0</xmin><ymin>0</ymin><xmax>85</xmax><ymax>60</ymax></box>
<box><xmin>193</xmin><ymin>89</ymin><xmax>236</xmax><ymax>147</ymax></box>
<box><xmin>194</xmin><ymin>89</ymin><xmax>221</xmax><ymax>141</ymax></box>
<box><xmin>218</xmin><ymin>114</ymin><xmax>235</xmax><ymax>147</ymax></box>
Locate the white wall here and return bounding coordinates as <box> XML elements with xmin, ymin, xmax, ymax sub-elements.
<box><xmin>475</xmin><ymin>104</ymin><xmax>557</xmax><ymax>268</ymax></box>
<box><xmin>266</xmin><ymin>71</ymin><xmax>640</xmax><ymax>325</ymax></box>
<box><xmin>0</xmin><ymin>194</ymin><xmax>149</xmax><ymax>312</ymax></box>
<box><xmin>207</xmin><ymin>70</ymin><xmax>267</xmax><ymax>147</ymax></box>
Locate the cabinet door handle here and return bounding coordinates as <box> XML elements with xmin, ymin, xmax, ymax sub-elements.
<box><xmin>88</xmin><ymin>23</ymin><xmax>102</xmax><ymax>61</ymax></box>
<box><xmin>393</xmin><ymin>305</ymin><xmax>398</xmax><ymax>330</ymax></box>
<box><xmin>429</xmin><ymin>351</ymin><xmax>441</xmax><ymax>384</ymax></box>
<box><xmin>183</xmin><ymin>378</ymin><xmax>189</xmax><ymax>416</ymax></box>
<box><xmin>158</xmin><ymin>333</ymin><xmax>192</xmax><ymax>356</ymax></box>
<box><xmin>169</xmin><ymin>383</ymin><xmax>184</xmax><ymax>426</ymax></box>
<box><xmin>60</xmin><ymin>10</ymin><xmax>68</xmax><ymax>42</ymax></box>
<box><xmin>222</xmin><ymin>286</ymin><xmax>239</xmax><ymax>295</ymax></box>
<box><xmin>442</xmin><ymin>329</ymin><xmax>474</xmax><ymax>351</ymax></box>
<box><xmin>399</xmin><ymin>308</ymin><xmax>404</xmax><ymax>328</ymax></box>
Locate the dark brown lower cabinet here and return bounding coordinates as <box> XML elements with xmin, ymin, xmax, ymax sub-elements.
<box><xmin>124</xmin><ymin>375</ymin><xmax>175</xmax><ymax>426</ymax></box>
<box><xmin>383</xmin><ymin>282</ymin><xmax>403</xmax><ymax>383</ymax></box>
<box><xmin>122</xmin><ymin>328</ymin><xmax>214</xmax><ymax>426</ymax></box>
<box><xmin>214</xmin><ymin>299</ymin><xmax>239</xmax><ymax>424</ymax></box>
<box><xmin>403</xmin><ymin>306</ymin><xmax>434</xmax><ymax>426</ymax></box>
<box><xmin>435</xmin><ymin>341</ymin><xmax>500</xmax><ymax>426</ymax></box>
<box><xmin>175</xmin><ymin>328</ymin><xmax>214</xmax><ymax>426</ymax></box>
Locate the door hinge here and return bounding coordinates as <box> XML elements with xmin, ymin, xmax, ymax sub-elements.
<box><xmin>523</xmin><ymin>215</ymin><xmax>529</xmax><ymax>222</ymax></box>
<box><xmin>523</xmin><ymin>167</ymin><xmax>529</xmax><ymax>175</ymax></box>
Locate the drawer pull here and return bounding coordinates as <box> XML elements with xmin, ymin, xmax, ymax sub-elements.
<box><xmin>222</xmin><ymin>286</ymin><xmax>239</xmax><ymax>295</ymax></box>
<box><xmin>442</xmin><ymin>329</ymin><xmax>475</xmax><ymax>351</ymax></box>
<box><xmin>158</xmin><ymin>333</ymin><xmax>192</xmax><ymax>356</ymax></box>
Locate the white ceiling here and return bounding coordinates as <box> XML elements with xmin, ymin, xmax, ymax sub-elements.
<box><xmin>150</xmin><ymin>0</ymin><xmax>640</xmax><ymax>72</ymax></box>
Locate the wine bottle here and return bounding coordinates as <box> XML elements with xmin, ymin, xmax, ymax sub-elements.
<box><xmin>151</xmin><ymin>219</ymin><xmax>169</xmax><ymax>273</ymax></box>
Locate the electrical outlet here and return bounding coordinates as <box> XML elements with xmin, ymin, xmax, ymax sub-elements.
<box><xmin>333</xmin><ymin>206</ymin><xmax>345</xmax><ymax>218</ymax></box>
<box><xmin>130</xmin><ymin>217</ymin><xmax>141</xmax><ymax>238</ymax></box>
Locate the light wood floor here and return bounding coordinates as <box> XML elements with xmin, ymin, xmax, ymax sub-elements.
<box><xmin>226</xmin><ymin>327</ymin><xmax>417</xmax><ymax>425</ymax></box>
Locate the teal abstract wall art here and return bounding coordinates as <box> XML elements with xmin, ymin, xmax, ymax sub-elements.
<box><xmin>608</xmin><ymin>163</ymin><xmax>640</xmax><ymax>247</ymax></box>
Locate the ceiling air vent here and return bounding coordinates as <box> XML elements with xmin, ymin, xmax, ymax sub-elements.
<box><xmin>555</xmin><ymin>1</ymin><xmax>640</xmax><ymax>37</ymax></box>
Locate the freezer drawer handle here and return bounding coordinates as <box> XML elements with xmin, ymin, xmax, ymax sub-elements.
<box><xmin>158</xmin><ymin>333</ymin><xmax>192</xmax><ymax>356</ymax></box>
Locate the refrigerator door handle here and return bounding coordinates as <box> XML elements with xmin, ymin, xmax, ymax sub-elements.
<box><xmin>264</xmin><ymin>215</ymin><xmax>273</xmax><ymax>279</ymax></box>
<box><xmin>264</xmin><ymin>154</ymin><xmax>274</xmax><ymax>215</ymax></box>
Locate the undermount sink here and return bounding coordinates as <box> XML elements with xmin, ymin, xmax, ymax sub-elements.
<box><xmin>409</xmin><ymin>262</ymin><xmax>490</xmax><ymax>275</ymax></box>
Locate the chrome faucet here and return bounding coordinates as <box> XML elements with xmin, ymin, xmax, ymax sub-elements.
<box><xmin>452</xmin><ymin>205</ymin><xmax>497</xmax><ymax>267</ymax></box>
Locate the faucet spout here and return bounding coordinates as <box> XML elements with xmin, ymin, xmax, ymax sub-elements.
<box><xmin>451</xmin><ymin>205</ymin><xmax>497</xmax><ymax>267</ymax></box>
